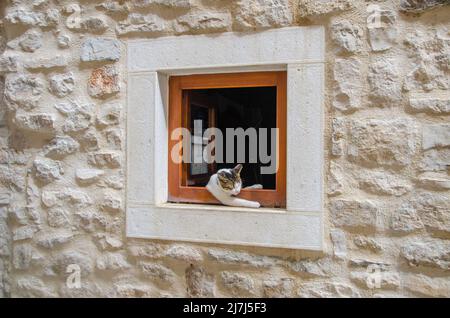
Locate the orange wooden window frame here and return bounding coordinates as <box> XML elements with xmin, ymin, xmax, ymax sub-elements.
<box><xmin>168</xmin><ymin>71</ymin><xmax>287</xmax><ymax>208</ymax></box>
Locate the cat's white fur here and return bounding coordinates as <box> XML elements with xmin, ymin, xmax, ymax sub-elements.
<box><xmin>206</xmin><ymin>171</ymin><xmax>261</xmax><ymax>208</ymax></box>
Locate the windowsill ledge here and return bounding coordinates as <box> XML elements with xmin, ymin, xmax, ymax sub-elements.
<box><xmin>126</xmin><ymin>202</ymin><xmax>322</xmax><ymax>250</ymax></box>
<box><xmin>158</xmin><ymin>202</ymin><xmax>318</xmax><ymax>215</ymax></box>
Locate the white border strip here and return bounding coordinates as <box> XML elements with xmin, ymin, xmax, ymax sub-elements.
<box><xmin>128</xmin><ymin>26</ymin><xmax>325</xmax><ymax>72</ymax></box>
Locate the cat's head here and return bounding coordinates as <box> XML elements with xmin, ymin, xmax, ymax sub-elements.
<box><xmin>217</xmin><ymin>164</ymin><xmax>242</xmax><ymax>196</ymax></box>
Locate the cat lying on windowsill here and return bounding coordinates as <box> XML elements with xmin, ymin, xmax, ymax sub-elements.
<box><xmin>206</xmin><ymin>164</ymin><xmax>262</xmax><ymax>208</ymax></box>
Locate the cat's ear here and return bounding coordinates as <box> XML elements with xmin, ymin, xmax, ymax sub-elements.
<box><xmin>233</xmin><ymin>164</ymin><xmax>243</xmax><ymax>175</ymax></box>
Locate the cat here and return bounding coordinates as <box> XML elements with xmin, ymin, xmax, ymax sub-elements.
<box><xmin>206</xmin><ymin>164</ymin><xmax>261</xmax><ymax>208</ymax></box>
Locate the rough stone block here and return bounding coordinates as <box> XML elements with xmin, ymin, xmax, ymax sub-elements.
<box><xmin>347</xmin><ymin>119</ymin><xmax>418</xmax><ymax>168</ymax></box>
<box><xmin>87</xmin><ymin>66</ymin><xmax>120</xmax><ymax>98</ymax></box>
<box><xmin>368</xmin><ymin>57</ymin><xmax>401</xmax><ymax>107</ymax></box>
<box><xmin>49</xmin><ymin>72</ymin><xmax>75</xmax><ymax>98</ymax></box>
<box><xmin>422</xmin><ymin>124</ymin><xmax>450</xmax><ymax>150</ymax></box>
<box><xmin>331</xmin><ymin>20</ymin><xmax>363</xmax><ymax>54</ymax></box>
<box><xmin>330</xmin><ymin>199</ymin><xmax>378</xmax><ymax>231</ymax></box>
<box><xmin>185</xmin><ymin>265</ymin><xmax>215</xmax><ymax>297</ymax></box>
<box><xmin>401</xmin><ymin>239</ymin><xmax>450</xmax><ymax>270</ymax></box>
<box><xmin>333</xmin><ymin>58</ymin><xmax>363</xmax><ymax>112</ymax></box>
<box><xmin>33</xmin><ymin>157</ymin><xmax>63</xmax><ymax>184</ymax></box>
<box><xmin>5</xmin><ymin>74</ymin><xmax>44</xmax><ymax>110</ymax></box>
<box><xmin>176</xmin><ymin>12</ymin><xmax>231</xmax><ymax>33</ymax></box>
<box><xmin>81</xmin><ymin>38</ymin><xmax>121</xmax><ymax>62</ymax></box>
<box><xmin>233</xmin><ymin>0</ymin><xmax>292</xmax><ymax>30</ymax></box>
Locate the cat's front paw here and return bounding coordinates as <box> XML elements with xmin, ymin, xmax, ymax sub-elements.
<box><xmin>251</xmin><ymin>201</ymin><xmax>260</xmax><ymax>208</ymax></box>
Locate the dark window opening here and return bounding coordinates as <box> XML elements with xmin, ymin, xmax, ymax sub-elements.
<box><xmin>183</xmin><ymin>87</ymin><xmax>277</xmax><ymax>190</ymax></box>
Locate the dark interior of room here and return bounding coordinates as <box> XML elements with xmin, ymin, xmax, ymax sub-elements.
<box><xmin>184</xmin><ymin>86</ymin><xmax>277</xmax><ymax>189</ymax></box>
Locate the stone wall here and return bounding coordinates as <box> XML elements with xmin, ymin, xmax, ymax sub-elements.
<box><xmin>0</xmin><ymin>0</ymin><xmax>449</xmax><ymax>298</ymax></box>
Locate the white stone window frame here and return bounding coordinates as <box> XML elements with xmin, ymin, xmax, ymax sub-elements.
<box><xmin>126</xmin><ymin>26</ymin><xmax>325</xmax><ymax>250</ymax></box>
